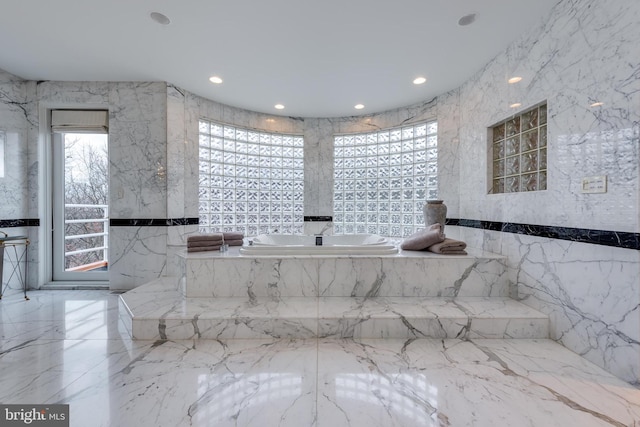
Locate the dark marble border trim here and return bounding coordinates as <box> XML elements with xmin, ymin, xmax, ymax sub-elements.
<box><xmin>110</xmin><ymin>218</ymin><xmax>199</xmax><ymax>227</ymax></box>
<box><xmin>0</xmin><ymin>219</ymin><xmax>40</xmax><ymax>228</ymax></box>
<box><xmin>446</xmin><ymin>218</ymin><xmax>639</xmax><ymax>250</ymax></box>
<box><xmin>304</xmin><ymin>216</ymin><xmax>333</xmax><ymax>222</ymax></box>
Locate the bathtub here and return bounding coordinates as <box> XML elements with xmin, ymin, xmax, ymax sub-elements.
<box><xmin>239</xmin><ymin>233</ymin><xmax>398</xmax><ymax>255</ymax></box>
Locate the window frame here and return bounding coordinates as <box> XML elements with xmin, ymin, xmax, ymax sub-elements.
<box><xmin>490</xmin><ymin>103</ymin><xmax>547</xmax><ymax>194</ymax></box>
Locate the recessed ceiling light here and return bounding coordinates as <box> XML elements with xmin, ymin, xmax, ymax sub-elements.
<box><xmin>458</xmin><ymin>13</ymin><xmax>476</xmax><ymax>26</ymax></box>
<box><xmin>590</xmin><ymin>102</ymin><xmax>604</xmax><ymax>107</ymax></box>
<box><xmin>150</xmin><ymin>12</ymin><xmax>171</xmax><ymax>25</ymax></box>
<box><xmin>354</xmin><ymin>104</ymin><xmax>365</xmax><ymax>110</ymax></box>
<box><xmin>510</xmin><ymin>103</ymin><xmax>522</xmax><ymax>108</ymax></box>
<box><xmin>209</xmin><ymin>76</ymin><xmax>223</xmax><ymax>84</ymax></box>
<box><xmin>413</xmin><ymin>77</ymin><xmax>427</xmax><ymax>85</ymax></box>
<box><xmin>275</xmin><ymin>104</ymin><xmax>285</xmax><ymax>110</ymax></box>
<box><xmin>508</xmin><ymin>76</ymin><xmax>523</xmax><ymax>84</ymax></box>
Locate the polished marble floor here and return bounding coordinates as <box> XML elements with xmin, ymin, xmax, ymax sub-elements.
<box><xmin>1</xmin><ymin>290</ymin><xmax>639</xmax><ymax>427</ymax></box>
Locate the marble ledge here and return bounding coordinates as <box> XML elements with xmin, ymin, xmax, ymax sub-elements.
<box><xmin>177</xmin><ymin>245</ymin><xmax>505</xmax><ymax>260</ymax></box>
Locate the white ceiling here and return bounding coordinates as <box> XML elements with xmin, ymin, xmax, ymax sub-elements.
<box><xmin>0</xmin><ymin>0</ymin><xmax>559</xmax><ymax>118</ymax></box>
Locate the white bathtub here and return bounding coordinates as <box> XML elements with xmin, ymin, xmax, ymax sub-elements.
<box><xmin>239</xmin><ymin>233</ymin><xmax>398</xmax><ymax>255</ymax></box>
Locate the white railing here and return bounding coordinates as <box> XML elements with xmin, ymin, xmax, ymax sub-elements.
<box><xmin>64</xmin><ymin>204</ymin><xmax>108</xmax><ymax>271</ymax></box>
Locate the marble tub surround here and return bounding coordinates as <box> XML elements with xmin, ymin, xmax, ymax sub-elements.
<box><xmin>120</xmin><ymin>278</ymin><xmax>548</xmax><ymax>340</ymax></box>
<box><xmin>2</xmin><ymin>291</ymin><xmax>639</xmax><ymax>427</ymax></box>
<box><xmin>178</xmin><ymin>246</ymin><xmax>509</xmax><ymax>298</ymax></box>
<box><xmin>122</xmin><ymin>245</ymin><xmax>543</xmax><ymax>341</ymax></box>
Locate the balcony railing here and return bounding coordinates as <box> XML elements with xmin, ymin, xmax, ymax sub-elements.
<box><xmin>64</xmin><ymin>204</ymin><xmax>109</xmax><ymax>272</ymax></box>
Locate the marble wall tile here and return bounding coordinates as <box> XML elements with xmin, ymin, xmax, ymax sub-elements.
<box><xmin>435</xmin><ymin>89</ymin><xmax>461</xmax><ymax>218</ymax></box>
<box><xmin>35</xmin><ymin>80</ymin><xmax>169</xmax><ymax>219</ymax></box>
<box><xmin>452</xmin><ymin>0</ymin><xmax>640</xmax><ymax>232</ymax></box>
<box><xmin>166</xmin><ymin>224</ymin><xmax>198</xmax><ymax>277</ymax></box>
<box><xmin>302</xmin><ymin>118</ymin><xmax>334</xmax><ymax>217</ymax></box>
<box><xmin>303</xmin><ymin>221</ymin><xmax>334</xmax><ymax>236</ymax></box>
<box><xmin>456</xmin><ymin>225</ymin><xmax>640</xmax><ymax>384</ymax></box>
<box><xmin>109</xmin><ymin>226</ymin><xmax>167</xmax><ymax>291</ymax></box>
<box><xmin>107</xmin><ymin>82</ymin><xmax>168</xmax><ymax>219</ymax></box>
<box><xmin>438</xmin><ymin>0</ymin><xmax>640</xmax><ymax>385</ymax></box>
<box><xmin>513</xmin><ymin>236</ymin><xmax>640</xmax><ymax>384</ymax></box>
<box><xmin>0</xmin><ymin>71</ymin><xmax>35</xmax><ymax>288</ymax></box>
<box><xmin>35</xmin><ymin>81</ymin><xmax>111</xmax><ymax>105</ymax></box>
<box><xmin>0</xmin><ymin>76</ymin><xmax>29</xmax><ymax>220</ymax></box>
<box><xmin>165</xmin><ymin>86</ymin><xmax>193</xmax><ymax>277</ymax></box>
<box><xmin>183</xmin><ymin>92</ymin><xmax>201</xmax><ymax>219</ymax></box>
<box><xmin>166</xmin><ymin>84</ymin><xmax>186</xmax><ymax>221</ymax></box>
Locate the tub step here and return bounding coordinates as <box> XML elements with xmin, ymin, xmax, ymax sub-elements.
<box><xmin>120</xmin><ymin>278</ymin><xmax>548</xmax><ymax>340</ymax></box>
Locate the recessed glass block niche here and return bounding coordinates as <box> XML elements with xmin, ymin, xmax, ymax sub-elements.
<box><xmin>491</xmin><ymin>103</ymin><xmax>547</xmax><ymax>194</ymax></box>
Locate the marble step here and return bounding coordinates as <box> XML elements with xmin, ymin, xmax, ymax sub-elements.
<box><xmin>120</xmin><ymin>278</ymin><xmax>549</xmax><ymax>341</ymax></box>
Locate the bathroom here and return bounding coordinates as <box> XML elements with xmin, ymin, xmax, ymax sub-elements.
<box><xmin>0</xmin><ymin>0</ymin><xmax>638</xmax><ymax>424</ymax></box>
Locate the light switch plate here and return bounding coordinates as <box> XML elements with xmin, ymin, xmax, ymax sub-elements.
<box><xmin>581</xmin><ymin>175</ymin><xmax>607</xmax><ymax>193</ymax></box>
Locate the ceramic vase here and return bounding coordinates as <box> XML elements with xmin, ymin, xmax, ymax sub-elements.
<box><xmin>423</xmin><ymin>200</ymin><xmax>447</xmax><ymax>231</ymax></box>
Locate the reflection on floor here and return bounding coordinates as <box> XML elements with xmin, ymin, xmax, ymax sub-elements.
<box><xmin>1</xmin><ymin>290</ymin><xmax>639</xmax><ymax>427</ymax></box>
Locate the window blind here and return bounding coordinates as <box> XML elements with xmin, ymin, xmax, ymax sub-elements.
<box><xmin>51</xmin><ymin>110</ymin><xmax>109</xmax><ymax>133</ymax></box>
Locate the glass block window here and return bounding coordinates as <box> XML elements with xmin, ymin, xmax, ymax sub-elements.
<box><xmin>333</xmin><ymin>121</ymin><xmax>438</xmax><ymax>238</ymax></box>
<box><xmin>198</xmin><ymin>119</ymin><xmax>304</xmax><ymax>235</ymax></box>
<box><xmin>491</xmin><ymin>103</ymin><xmax>547</xmax><ymax>193</ymax></box>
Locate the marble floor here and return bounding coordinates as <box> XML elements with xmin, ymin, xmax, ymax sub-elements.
<box><xmin>1</xmin><ymin>290</ymin><xmax>639</xmax><ymax>427</ymax></box>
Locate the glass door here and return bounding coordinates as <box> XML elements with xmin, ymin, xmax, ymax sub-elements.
<box><xmin>52</xmin><ymin>132</ymin><xmax>109</xmax><ymax>281</ymax></box>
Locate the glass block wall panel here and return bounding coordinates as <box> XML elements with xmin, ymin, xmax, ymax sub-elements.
<box><xmin>491</xmin><ymin>103</ymin><xmax>547</xmax><ymax>193</ymax></box>
<box><xmin>333</xmin><ymin>121</ymin><xmax>437</xmax><ymax>237</ymax></box>
<box><xmin>199</xmin><ymin>119</ymin><xmax>304</xmax><ymax>235</ymax></box>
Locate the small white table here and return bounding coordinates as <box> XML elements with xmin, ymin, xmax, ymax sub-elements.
<box><xmin>0</xmin><ymin>232</ymin><xmax>30</xmax><ymax>300</ymax></box>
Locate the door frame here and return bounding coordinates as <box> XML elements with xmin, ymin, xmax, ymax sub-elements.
<box><xmin>38</xmin><ymin>103</ymin><xmax>110</xmax><ymax>287</ymax></box>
